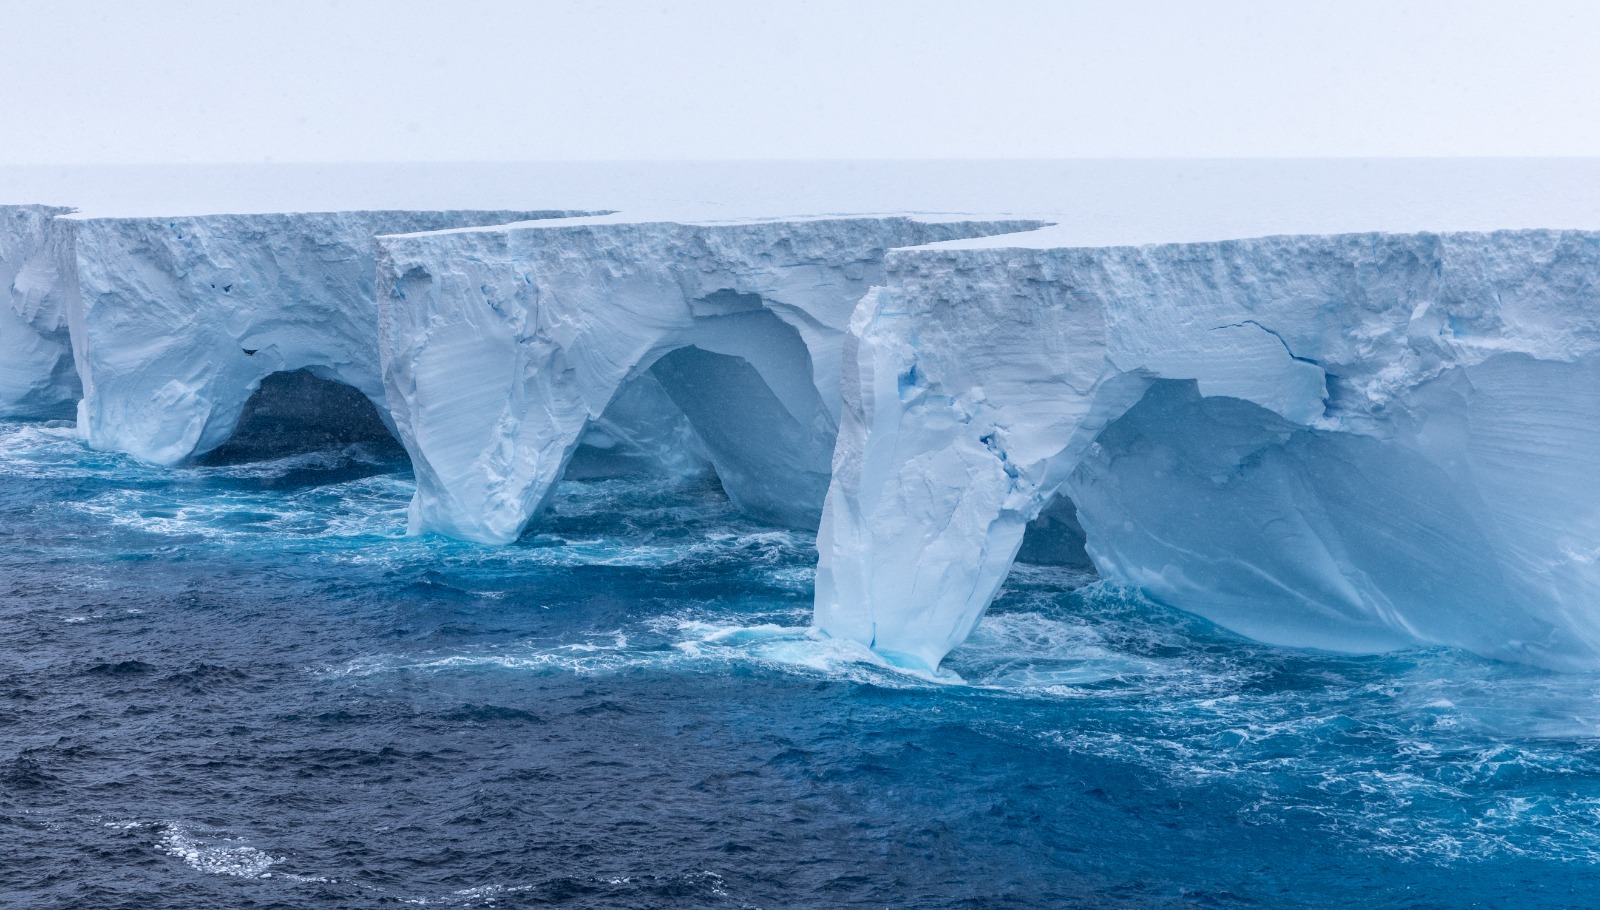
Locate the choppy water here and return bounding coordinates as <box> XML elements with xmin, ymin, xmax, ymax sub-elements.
<box><xmin>3</xmin><ymin>419</ymin><xmax>1600</xmax><ymax>908</ymax></box>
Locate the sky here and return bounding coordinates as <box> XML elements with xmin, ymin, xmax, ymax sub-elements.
<box><xmin>1</xmin><ymin>0</ymin><xmax>1598</xmax><ymax>165</ymax></box>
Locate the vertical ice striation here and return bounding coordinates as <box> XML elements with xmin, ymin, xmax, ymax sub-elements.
<box><xmin>0</xmin><ymin>205</ymin><xmax>76</xmax><ymax>417</ymax></box>
<box><xmin>816</xmin><ymin>230</ymin><xmax>1600</xmax><ymax>671</ymax></box>
<box><xmin>376</xmin><ymin>216</ymin><xmax>1047</xmax><ymax>544</ymax></box>
<box><xmin>64</xmin><ymin>210</ymin><xmax>579</xmax><ymax>464</ymax></box>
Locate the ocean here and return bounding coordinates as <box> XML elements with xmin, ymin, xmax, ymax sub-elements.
<box><xmin>3</xmin><ymin>418</ymin><xmax>1598</xmax><ymax>908</ymax></box>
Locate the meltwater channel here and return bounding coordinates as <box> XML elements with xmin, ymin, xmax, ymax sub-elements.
<box><xmin>2</xmin><ymin>418</ymin><xmax>1600</xmax><ymax>909</ymax></box>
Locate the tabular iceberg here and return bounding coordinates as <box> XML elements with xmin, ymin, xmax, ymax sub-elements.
<box><xmin>376</xmin><ymin>216</ymin><xmax>1046</xmax><ymax>544</ymax></box>
<box><xmin>1</xmin><ymin>204</ymin><xmax>76</xmax><ymax>418</ymax></box>
<box><xmin>815</xmin><ymin>229</ymin><xmax>1600</xmax><ymax>671</ymax></box>
<box><xmin>9</xmin><ymin>173</ymin><xmax>1600</xmax><ymax>676</ymax></box>
<box><xmin>65</xmin><ymin>209</ymin><xmax>578</xmax><ymax>465</ymax></box>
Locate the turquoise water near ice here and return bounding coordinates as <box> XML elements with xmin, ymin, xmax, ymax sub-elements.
<box><xmin>2</xmin><ymin>419</ymin><xmax>1599</xmax><ymax>908</ymax></box>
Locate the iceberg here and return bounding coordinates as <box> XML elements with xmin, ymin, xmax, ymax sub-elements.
<box><xmin>375</xmin><ymin>216</ymin><xmax>1045</xmax><ymax>543</ymax></box>
<box><xmin>815</xmin><ymin>229</ymin><xmax>1600</xmax><ymax>671</ymax></box>
<box><xmin>0</xmin><ymin>204</ymin><xmax>76</xmax><ymax>417</ymax></box>
<box><xmin>63</xmin><ymin>210</ymin><xmax>578</xmax><ymax>464</ymax></box>
<box><xmin>8</xmin><ymin>160</ymin><xmax>1600</xmax><ymax>674</ymax></box>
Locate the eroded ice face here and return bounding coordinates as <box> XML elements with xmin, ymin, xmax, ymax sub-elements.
<box><xmin>816</xmin><ymin>229</ymin><xmax>1600</xmax><ymax>672</ymax></box>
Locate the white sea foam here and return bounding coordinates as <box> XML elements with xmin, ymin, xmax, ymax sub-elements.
<box><xmin>13</xmin><ymin>418</ymin><xmax>1600</xmax><ymax>868</ymax></box>
<box><xmin>157</xmin><ymin>824</ymin><xmax>283</xmax><ymax>879</ymax></box>
<box><xmin>323</xmin><ymin>582</ymin><xmax>1172</xmax><ymax>694</ymax></box>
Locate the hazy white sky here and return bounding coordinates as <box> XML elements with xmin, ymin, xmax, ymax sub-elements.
<box><xmin>2</xmin><ymin>0</ymin><xmax>1598</xmax><ymax>165</ymax></box>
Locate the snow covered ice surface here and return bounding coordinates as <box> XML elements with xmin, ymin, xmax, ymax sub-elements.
<box><xmin>6</xmin><ymin>160</ymin><xmax>1600</xmax><ymax>674</ymax></box>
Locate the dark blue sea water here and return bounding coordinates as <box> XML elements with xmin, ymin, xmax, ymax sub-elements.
<box><xmin>3</xmin><ymin>418</ymin><xmax>1600</xmax><ymax>909</ymax></box>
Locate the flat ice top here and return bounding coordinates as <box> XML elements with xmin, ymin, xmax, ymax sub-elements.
<box><xmin>4</xmin><ymin>159</ymin><xmax>1599</xmax><ymax>246</ymax></box>
<box><xmin>380</xmin><ymin>210</ymin><xmax>1029</xmax><ymax>241</ymax></box>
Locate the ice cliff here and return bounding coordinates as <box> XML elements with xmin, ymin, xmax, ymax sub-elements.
<box><xmin>375</xmin><ymin>216</ymin><xmax>1045</xmax><ymax>544</ymax></box>
<box><xmin>814</xmin><ymin>229</ymin><xmax>1600</xmax><ymax>671</ymax></box>
<box><xmin>1</xmin><ymin>204</ymin><xmax>76</xmax><ymax>417</ymax></box>
<box><xmin>8</xmin><ymin>181</ymin><xmax>1600</xmax><ymax>676</ymax></box>
<box><xmin>61</xmin><ymin>210</ymin><xmax>576</xmax><ymax>464</ymax></box>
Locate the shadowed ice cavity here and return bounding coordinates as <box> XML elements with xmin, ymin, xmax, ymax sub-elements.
<box><xmin>1015</xmin><ymin>495</ymin><xmax>1096</xmax><ymax>572</ymax></box>
<box><xmin>541</xmin><ymin>309</ymin><xmax>834</xmax><ymax>530</ymax></box>
<box><xmin>195</xmin><ymin>369</ymin><xmax>407</xmax><ymax>466</ymax></box>
<box><xmin>1063</xmin><ymin>378</ymin><xmax>1559</xmax><ymax>660</ymax></box>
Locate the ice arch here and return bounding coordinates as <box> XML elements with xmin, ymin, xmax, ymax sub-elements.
<box><xmin>815</xmin><ymin>229</ymin><xmax>1600</xmax><ymax>672</ymax></box>
<box><xmin>1062</xmin><ymin>378</ymin><xmax>1566</xmax><ymax>659</ymax></box>
<box><xmin>64</xmin><ymin>209</ymin><xmax>579</xmax><ymax>465</ymax></box>
<box><xmin>376</xmin><ymin>216</ymin><xmax>1047</xmax><ymax>544</ymax></box>
<box><xmin>557</xmin><ymin>326</ymin><xmax>832</xmax><ymax>523</ymax></box>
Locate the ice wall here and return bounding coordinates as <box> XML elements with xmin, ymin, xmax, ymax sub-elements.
<box><xmin>65</xmin><ymin>210</ymin><xmax>577</xmax><ymax>464</ymax></box>
<box><xmin>376</xmin><ymin>216</ymin><xmax>1046</xmax><ymax>544</ymax></box>
<box><xmin>15</xmin><ymin>184</ymin><xmax>1599</xmax><ymax>674</ymax></box>
<box><xmin>815</xmin><ymin>230</ymin><xmax>1600</xmax><ymax>671</ymax></box>
<box><xmin>0</xmin><ymin>204</ymin><xmax>76</xmax><ymax>417</ymax></box>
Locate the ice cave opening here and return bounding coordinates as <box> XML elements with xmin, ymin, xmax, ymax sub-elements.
<box><xmin>197</xmin><ymin>369</ymin><xmax>407</xmax><ymax>466</ymax></box>
<box><xmin>553</xmin><ymin>303</ymin><xmax>836</xmax><ymax>533</ymax></box>
<box><xmin>1058</xmin><ymin>375</ymin><xmax>1580</xmax><ymax>662</ymax></box>
<box><xmin>561</xmin><ymin>370</ymin><xmax>714</xmax><ymax>482</ymax></box>
<box><xmin>1015</xmin><ymin>494</ymin><xmax>1096</xmax><ymax>573</ymax></box>
<box><xmin>645</xmin><ymin>343</ymin><xmax>832</xmax><ymax>528</ymax></box>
